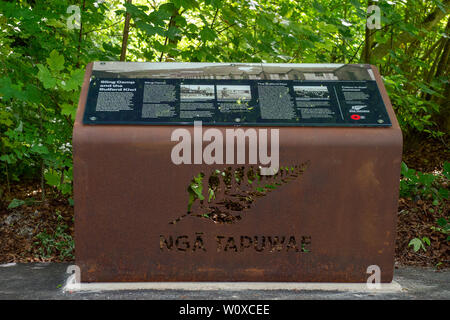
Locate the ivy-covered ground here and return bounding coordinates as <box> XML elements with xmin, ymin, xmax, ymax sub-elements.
<box><xmin>395</xmin><ymin>136</ymin><xmax>449</xmax><ymax>269</ymax></box>
<box><xmin>0</xmin><ymin>184</ymin><xmax>74</xmax><ymax>263</ymax></box>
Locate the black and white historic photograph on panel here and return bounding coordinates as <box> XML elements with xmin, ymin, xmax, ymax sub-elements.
<box><xmin>293</xmin><ymin>85</ymin><xmax>330</xmax><ymax>99</ymax></box>
<box><xmin>217</xmin><ymin>85</ymin><xmax>252</xmax><ymax>101</ymax></box>
<box><xmin>180</xmin><ymin>84</ymin><xmax>215</xmax><ymax>100</ymax></box>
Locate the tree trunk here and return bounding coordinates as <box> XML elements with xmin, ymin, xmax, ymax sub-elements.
<box><xmin>76</xmin><ymin>0</ymin><xmax>86</xmax><ymax>67</ymax></box>
<box><xmin>160</xmin><ymin>9</ymin><xmax>181</xmax><ymax>62</ymax></box>
<box><xmin>120</xmin><ymin>0</ymin><xmax>132</xmax><ymax>61</ymax></box>
<box><xmin>432</xmin><ymin>22</ymin><xmax>449</xmax><ymax>133</ymax></box>
<box><xmin>362</xmin><ymin>1</ymin><xmax>374</xmax><ymax>63</ymax></box>
<box><xmin>371</xmin><ymin>0</ymin><xmax>449</xmax><ymax>61</ymax></box>
<box><xmin>38</xmin><ymin>104</ymin><xmax>45</xmax><ymax>202</ymax></box>
<box><xmin>425</xmin><ymin>18</ymin><xmax>449</xmax><ymax>99</ymax></box>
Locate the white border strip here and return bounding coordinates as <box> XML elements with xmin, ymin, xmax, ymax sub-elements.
<box><xmin>64</xmin><ymin>274</ymin><xmax>402</xmax><ymax>293</ymax></box>
<box><xmin>0</xmin><ymin>263</ymin><xmax>17</xmax><ymax>267</ymax></box>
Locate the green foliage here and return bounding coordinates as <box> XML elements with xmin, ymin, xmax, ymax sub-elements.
<box><xmin>384</xmin><ymin>75</ymin><xmax>444</xmax><ymax>137</ymax></box>
<box><xmin>408</xmin><ymin>237</ymin><xmax>431</xmax><ymax>252</ymax></box>
<box><xmin>0</xmin><ymin>0</ymin><xmax>105</xmax><ymax>197</ymax></box>
<box><xmin>7</xmin><ymin>198</ymin><xmax>26</xmax><ymax>209</ymax></box>
<box><xmin>432</xmin><ymin>218</ymin><xmax>450</xmax><ymax>241</ymax></box>
<box><xmin>401</xmin><ymin>161</ymin><xmax>449</xmax><ymax>251</ymax></box>
<box><xmin>187</xmin><ymin>173</ymin><xmax>205</xmax><ymax>212</ymax></box>
<box><xmin>400</xmin><ymin>161</ymin><xmax>449</xmax><ymax>204</ymax></box>
<box><xmin>34</xmin><ymin>213</ymin><xmax>74</xmax><ymax>260</ymax></box>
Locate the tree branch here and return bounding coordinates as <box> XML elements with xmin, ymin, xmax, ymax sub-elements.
<box><xmin>83</xmin><ymin>20</ymin><xmax>123</xmax><ymax>35</ymax></box>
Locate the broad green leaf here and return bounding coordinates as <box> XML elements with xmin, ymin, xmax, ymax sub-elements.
<box><xmin>31</xmin><ymin>144</ymin><xmax>49</xmax><ymax>154</ymax></box>
<box><xmin>199</xmin><ymin>27</ymin><xmax>216</xmax><ymax>42</ymax></box>
<box><xmin>61</xmin><ymin>103</ymin><xmax>77</xmax><ymax>120</ymax></box>
<box><xmin>0</xmin><ymin>154</ymin><xmax>12</xmax><ymax>163</ymax></box>
<box><xmin>44</xmin><ymin>171</ymin><xmax>60</xmax><ymax>187</ymax></box>
<box><xmin>37</xmin><ymin>64</ymin><xmax>57</xmax><ymax>89</ymax></box>
<box><xmin>0</xmin><ymin>77</ymin><xmax>22</xmax><ymax>100</ymax></box>
<box><xmin>401</xmin><ymin>161</ymin><xmax>408</xmax><ymax>175</ymax></box>
<box><xmin>45</xmin><ymin>19</ymin><xmax>65</xmax><ymax>28</ymax></box>
<box><xmin>443</xmin><ymin>162</ymin><xmax>450</xmax><ymax>179</ymax></box>
<box><xmin>408</xmin><ymin>238</ymin><xmax>424</xmax><ymax>252</ymax></box>
<box><xmin>8</xmin><ymin>198</ymin><xmax>26</xmax><ymax>209</ymax></box>
<box><xmin>47</xmin><ymin>50</ymin><xmax>65</xmax><ymax>72</ymax></box>
<box><xmin>62</xmin><ymin>69</ymin><xmax>85</xmax><ymax>91</ymax></box>
<box><xmin>436</xmin><ymin>218</ymin><xmax>448</xmax><ymax>228</ymax></box>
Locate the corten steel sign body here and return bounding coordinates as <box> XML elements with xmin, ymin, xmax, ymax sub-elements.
<box><xmin>74</xmin><ymin>62</ymin><xmax>402</xmax><ymax>282</ymax></box>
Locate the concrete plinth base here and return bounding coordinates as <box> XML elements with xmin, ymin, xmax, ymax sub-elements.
<box><xmin>64</xmin><ymin>274</ymin><xmax>402</xmax><ymax>293</ymax></box>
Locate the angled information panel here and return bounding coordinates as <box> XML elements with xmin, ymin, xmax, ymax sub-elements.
<box><xmin>83</xmin><ymin>63</ymin><xmax>391</xmax><ymax>127</ymax></box>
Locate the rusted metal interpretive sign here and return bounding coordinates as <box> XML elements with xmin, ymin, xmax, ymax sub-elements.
<box><xmin>74</xmin><ymin>62</ymin><xmax>402</xmax><ymax>282</ymax></box>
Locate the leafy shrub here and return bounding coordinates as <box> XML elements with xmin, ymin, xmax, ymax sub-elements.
<box><xmin>432</xmin><ymin>218</ymin><xmax>450</xmax><ymax>242</ymax></box>
<box><xmin>34</xmin><ymin>214</ymin><xmax>74</xmax><ymax>260</ymax></box>
<box><xmin>408</xmin><ymin>237</ymin><xmax>430</xmax><ymax>252</ymax></box>
<box><xmin>401</xmin><ymin>161</ymin><xmax>449</xmax><ymax>254</ymax></box>
<box><xmin>400</xmin><ymin>161</ymin><xmax>449</xmax><ymax>204</ymax></box>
